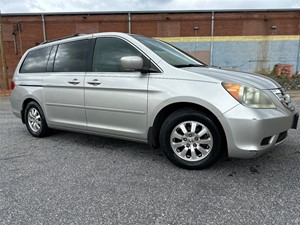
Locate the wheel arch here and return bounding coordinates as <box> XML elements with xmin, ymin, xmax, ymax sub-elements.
<box><xmin>21</xmin><ymin>98</ymin><xmax>41</xmax><ymax>123</ymax></box>
<box><xmin>148</xmin><ymin>102</ymin><xmax>228</xmax><ymax>157</ymax></box>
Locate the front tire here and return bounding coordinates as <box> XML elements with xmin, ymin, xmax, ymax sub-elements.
<box><xmin>25</xmin><ymin>101</ymin><xmax>51</xmax><ymax>137</ymax></box>
<box><xmin>159</xmin><ymin>109</ymin><xmax>222</xmax><ymax>170</ymax></box>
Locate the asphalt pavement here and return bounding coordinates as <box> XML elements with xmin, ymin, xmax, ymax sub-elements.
<box><xmin>0</xmin><ymin>96</ymin><xmax>300</xmax><ymax>225</ymax></box>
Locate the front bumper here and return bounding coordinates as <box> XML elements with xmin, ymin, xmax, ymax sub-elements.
<box><xmin>221</xmin><ymin>104</ymin><xmax>298</xmax><ymax>158</ymax></box>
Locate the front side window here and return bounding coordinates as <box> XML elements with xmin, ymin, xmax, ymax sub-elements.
<box><xmin>92</xmin><ymin>37</ymin><xmax>146</xmax><ymax>72</ymax></box>
<box><xmin>20</xmin><ymin>46</ymin><xmax>52</xmax><ymax>73</ymax></box>
<box><xmin>54</xmin><ymin>40</ymin><xmax>89</xmax><ymax>72</ymax></box>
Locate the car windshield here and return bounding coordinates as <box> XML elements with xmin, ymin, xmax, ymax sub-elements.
<box><xmin>133</xmin><ymin>35</ymin><xmax>207</xmax><ymax>68</ymax></box>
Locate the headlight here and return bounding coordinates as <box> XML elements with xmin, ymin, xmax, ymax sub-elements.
<box><xmin>222</xmin><ymin>82</ymin><xmax>276</xmax><ymax>109</ymax></box>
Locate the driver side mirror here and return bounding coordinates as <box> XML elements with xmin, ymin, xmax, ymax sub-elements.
<box><xmin>120</xmin><ymin>56</ymin><xmax>143</xmax><ymax>71</ymax></box>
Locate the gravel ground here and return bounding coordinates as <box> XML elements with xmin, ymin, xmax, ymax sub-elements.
<box><xmin>0</xmin><ymin>96</ymin><xmax>300</xmax><ymax>225</ymax></box>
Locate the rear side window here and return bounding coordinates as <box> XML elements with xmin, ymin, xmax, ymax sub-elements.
<box><xmin>54</xmin><ymin>40</ymin><xmax>89</xmax><ymax>72</ymax></box>
<box><xmin>20</xmin><ymin>47</ymin><xmax>52</xmax><ymax>73</ymax></box>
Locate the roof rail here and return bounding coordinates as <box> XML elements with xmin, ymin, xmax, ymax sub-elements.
<box><xmin>40</xmin><ymin>33</ymin><xmax>87</xmax><ymax>45</ymax></box>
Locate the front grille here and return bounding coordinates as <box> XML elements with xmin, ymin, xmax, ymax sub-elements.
<box><xmin>271</xmin><ymin>88</ymin><xmax>294</xmax><ymax>111</ymax></box>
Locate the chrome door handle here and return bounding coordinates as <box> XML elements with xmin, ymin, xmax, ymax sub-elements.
<box><xmin>87</xmin><ymin>79</ymin><xmax>101</xmax><ymax>86</ymax></box>
<box><xmin>68</xmin><ymin>79</ymin><xmax>80</xmax><ymax>85</ymax></box>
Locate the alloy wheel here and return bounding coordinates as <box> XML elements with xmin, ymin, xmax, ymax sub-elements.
<box><xmin>170</xmin><ymin>121</ymin><xmax>213</xmax><ymax>162</ymax></box>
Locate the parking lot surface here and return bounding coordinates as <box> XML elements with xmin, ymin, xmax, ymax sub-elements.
<box><xmin>1</xmin><ymin>96</ymin><xmax>300</xmax><ymax>224</ymax></box>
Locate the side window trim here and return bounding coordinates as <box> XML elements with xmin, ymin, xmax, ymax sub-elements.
<box><xmin>46</xmin><ymin>45</ymin><xmax>58</xmax><ymax>72</ymax></box>
<box><xmin>85</xmin><ymin>39</ymin><xmax>96</xmax><ymax>72</ymax></box>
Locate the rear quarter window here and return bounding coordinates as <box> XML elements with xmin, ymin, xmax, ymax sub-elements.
<box><xmin>20</xmin><ymin>47</ymin><xmax>52</xmax><ymax>73</ymax></box>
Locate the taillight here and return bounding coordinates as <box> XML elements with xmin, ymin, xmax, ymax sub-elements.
<box><xmin>11</xmin><ymin>80</ymin><xmax>15</xmax><ymax>90</ymax></box>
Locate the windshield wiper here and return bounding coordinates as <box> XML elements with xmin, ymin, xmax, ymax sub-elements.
<box><xmin>174</xmin><ymin>64</ymin><xmax>207</xmax><ymax>68</ymax></box>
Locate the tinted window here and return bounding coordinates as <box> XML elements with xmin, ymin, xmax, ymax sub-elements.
<box><xmin>92</xmin><ymin>37</ymin><xmax>145</xmax><ymax>72</ymax></box>
<box><xmin>20</xmin><ymin>47</ymin><xmax>52</xmax><ymax>73</ymax></box>
<box><xmin>54</xmin><ymin>40</ymin><xmax>89</xmax><ymax>72</ymax></box>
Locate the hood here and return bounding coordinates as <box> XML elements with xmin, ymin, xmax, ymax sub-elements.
<box><xmin>181</xmin><ymin>67</ymin><xmax>281</xmax><ymax>90</ymax></box>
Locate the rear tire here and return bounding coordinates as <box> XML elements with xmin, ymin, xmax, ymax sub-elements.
<box><xmin>159</xmin><ymin>109</ymin><xmax>222</xmax><ymax>170</ymax></box>
<box><xmin>24</xmin><ymin>101</ymin><xmax>51</xmax><ymax>137</ymax></box>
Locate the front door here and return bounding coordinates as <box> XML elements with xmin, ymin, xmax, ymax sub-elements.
<box><xmin>85</xmin><ymin>37</ymin><xmax>149</xmax><ymax>140</ymax></box>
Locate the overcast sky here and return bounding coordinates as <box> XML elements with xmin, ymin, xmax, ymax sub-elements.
<box><xmin>1</xmin><ymin>0</ymin><xmax>300</xmax><ymax>13</ymax></box>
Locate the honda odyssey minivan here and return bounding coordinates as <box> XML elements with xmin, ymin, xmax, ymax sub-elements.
<box><xmin>10</xmin><ymin>32</ymin><xmax>299</xmax><ymax>169</ymax></box>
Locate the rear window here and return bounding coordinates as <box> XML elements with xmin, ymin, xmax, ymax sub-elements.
<box><xmin>20</xmin><ymin>47</ymin><xmax>52</xmax><ymax>73</ymax></box>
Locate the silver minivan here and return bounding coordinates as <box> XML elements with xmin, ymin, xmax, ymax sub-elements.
<box><xmin>10</xmin><ymin>32</ymin><xmax>299</xmax><ymax>169</ymax></box>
